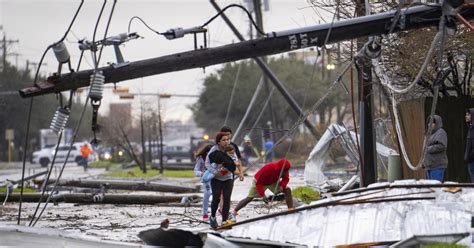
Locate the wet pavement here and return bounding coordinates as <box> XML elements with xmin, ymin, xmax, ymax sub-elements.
<box><xmin>0</xmin><ymin>162</ymin><xmax>107</xmax><ymax>183</ymax></box>
<box><xmin>0</xmin><ymin>162</ymin><xmax>307</xmax><ymax>244</ymax></box>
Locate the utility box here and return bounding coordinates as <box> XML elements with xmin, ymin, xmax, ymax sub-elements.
<box><xmin>388</xmin><ymin>154</ymin><xmax>402</xmax><ymax>182</ymax></box>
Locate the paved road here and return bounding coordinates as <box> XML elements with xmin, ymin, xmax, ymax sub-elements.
<box><xmin>0</xmin><ymin>161</ymin><xmax>106</xmax><ymax>184</ymax></box>
<box><xmin>0</xmin><ymin>161</ymin><xmax>307</xmax><ymax>202</ymax></box>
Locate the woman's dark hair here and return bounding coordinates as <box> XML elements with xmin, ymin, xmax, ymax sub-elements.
<box><xmin>195</xmin><ymin>144</ymin><xmax>212</xmax><ymax>159</ymax></box>
<box><xmin>220</xmin><ymin>126</ymin><xmax>232</xmax><ymax>133</ymax></box>
<box><xmin>215</xmin><ymin>132</ymin><xmax>229</xmax><ymax>144</ymax></box>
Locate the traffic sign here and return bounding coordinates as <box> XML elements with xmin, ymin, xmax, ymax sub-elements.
<box><xmin>5</xmin><ymin>129</ymin><xmax>13</xmax><ymax>140</ymax></box>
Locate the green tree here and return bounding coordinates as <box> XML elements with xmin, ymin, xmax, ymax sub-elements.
<box><xmin>0</xmin><ymin>62</ymin><xmax>92</xmax><ymax>161</ymax></box>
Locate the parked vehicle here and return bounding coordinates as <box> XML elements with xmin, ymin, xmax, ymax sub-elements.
<box><xmin>145</xmin><ymin>141</ymin><xmax>164</xmax><ymax>157</ymax></box>
<box><xmin>95</xmin><ymin>146</ymin><xmax>127</xmax><ymax>162</ymax></box>
<box><xmin>31</xmin><ymin>147</ymin><xmax>53</xmax><ymax>167</ymax></box>
<box><xmin>31</xmin><ymin>143</ymin><xmax>92</xmax><ymax>167</ymax></box>
<box><xmin>162</xmin><ymin>145</ymin><xmax>192</xmax><ymax>163</ymax></box>
<box><xmin>151</xmin><ymin>144</ymin><xmax>193</xmax><ymax>169</ymax></box>
<box><xmin>96</xmin><ymin>146</ymin><xmax>113</xmax><ymax>161</ymax></box>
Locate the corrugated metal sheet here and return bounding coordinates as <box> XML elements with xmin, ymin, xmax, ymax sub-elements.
<box><xmin>221</xmin><ymin>180</ymin><xmax>474</xmax><ymax>246</ymax></box>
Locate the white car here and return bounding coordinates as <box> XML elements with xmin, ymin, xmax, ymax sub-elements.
<box><xmin>31</xmin><ymin>143</ymin><xmax>86</xmax><ymax>167</ymax></box>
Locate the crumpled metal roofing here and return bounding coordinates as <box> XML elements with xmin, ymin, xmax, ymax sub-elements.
<box><xmin>304</xmin><ymin>124</ymin><xmax>398</xmax><ymax>186</ymax></box>
<box><xmin>221</xmin><ymin>180</ymin><xmax>474</xmax><ymax>246</ymax></box>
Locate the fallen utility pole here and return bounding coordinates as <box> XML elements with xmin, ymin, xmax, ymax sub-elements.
<box><xmin>19</xmin><ymin>4</ymin><xmax>474</xmax><ymax>99</ymax></box>
<box><xmin>0</xmin><ymin>170</ymin><xmax>48</xmax><ymax>187</ymax></box>
<box><xmin>33</xmin><ymin>178</ymin><xmax>199</xmax><ymax>193</ymax></box>
<box><xmin>2</xmin><ymin>192</ymin><xmax>199</xmax><ymax>205</ymax></box>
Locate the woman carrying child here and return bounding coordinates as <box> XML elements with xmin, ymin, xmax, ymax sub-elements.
<box><xmin>205</xmin><ymin>132</ymin><xmax>243</xmax><ymax>229</ymax></box>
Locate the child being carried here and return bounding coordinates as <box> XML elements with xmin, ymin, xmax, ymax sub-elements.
<box><xmin>202</xmin><ymin>146</ymin><xmax>236</xmax><ymax>183</ymax></box>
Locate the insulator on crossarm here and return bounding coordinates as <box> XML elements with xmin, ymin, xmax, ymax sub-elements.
<box><xmin>89</xmin><ymin>71</ymin><xmax>105</xmax><ymax>100</ymax></box>
<box><xmin>52</xmin><ymin>42</ymin><xmax>70</xmax><ymax>63</ymax></box>
<box><xmin>50</xmin><ymin>107</ymin><xmax>70</xmax><ymax>135</ymax></box>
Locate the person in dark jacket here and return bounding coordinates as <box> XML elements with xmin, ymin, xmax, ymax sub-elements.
<box><xmin>423</xmin><ymin>115</ymin><xmax>448</xmax><ymax>182</ymax></box>
<box><xmin>232</xmin><ymin>159</ymin><xmax>294</xmax><ymax>217</ymax></box>
<box><xmin>465</xmin><ymin>109</ymin><xmax>474</xmax><ymax>182</ymax></box>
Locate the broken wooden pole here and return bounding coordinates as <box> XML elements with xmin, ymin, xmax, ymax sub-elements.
<box><xmin>1</xmin><ymin>193</ymin><xmax>199</xmax><ymax>205</ymax></box>
<box><xmin>32</xmin><ymin>178</ymin><xmax>200</xmax><ymax>193</ymax></box>
<box><xmin>1</xmin><ymin>170</ymin><xmax>48</xmax><ymax>186</ymax></box>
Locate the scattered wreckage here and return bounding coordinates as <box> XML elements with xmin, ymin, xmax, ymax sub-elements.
<box><xmin>135</xmin><ymin>180</ymin><xmax>474</xmax><ymax>247</ymax></box>
<box><xmin>3</xmin><ymin>180</ymin><xmax>473</xmax><ymax>247</ymax></box>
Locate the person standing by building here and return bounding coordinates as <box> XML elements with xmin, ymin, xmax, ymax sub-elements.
<box><xmin>423</xmin><ymin>115</ymin><xmax>448</xmax><ymax>182</ymax></box>
<box><xmin>465</xmin><ymin>109</ymin><xmax>474</xmax><ymax>182</ymax></box>
<box><xmin>193</xmin><ymin>144</ymin><xmax>213</xmax><ymax>220</ymax></box>
<box><xmin>80</xmin><ymin>144</ymin><xmax>92</xmax><ymax>172</ymax></box>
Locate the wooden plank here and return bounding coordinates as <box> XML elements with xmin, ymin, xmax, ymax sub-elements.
<box><xmin>398</xmin><ymin>98</ymin><xmax>426</xmax><ymax>180</ymax></box>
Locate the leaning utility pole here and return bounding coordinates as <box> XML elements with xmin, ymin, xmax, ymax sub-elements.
<box><xmin>210</xmin><ymin>0</ymin><xmax>320</xmax><ymax>138</ymax></box>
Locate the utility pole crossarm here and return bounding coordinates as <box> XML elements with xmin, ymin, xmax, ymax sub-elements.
<box><xmin>19</xmin><ymin>5</ymin><xmax>474</xmax><ymax>98</ymax></box>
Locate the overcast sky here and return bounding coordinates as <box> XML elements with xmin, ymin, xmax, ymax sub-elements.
<box><xmin>1</xmin><ymin>0</ymin><xmax>324</xmax><ymax>122</ymax></box>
